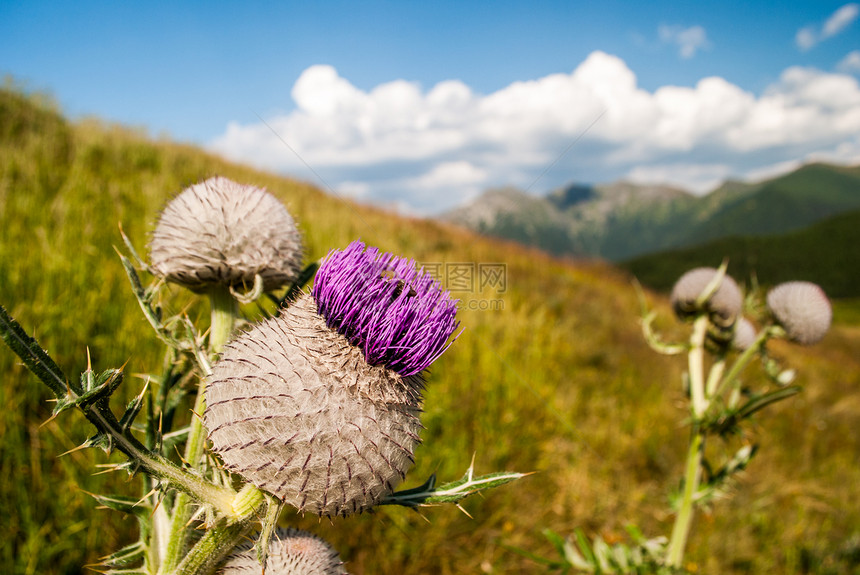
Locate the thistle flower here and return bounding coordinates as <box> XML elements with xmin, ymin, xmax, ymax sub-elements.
<box><xmin>218</xmin><ymin>528</ymin><xmax>346</xmax><ymax>575</ymax></box>
<box><xmin>312</xmin><ymin>240</ymin><xmax>460</xmax><ymax>376</ymax></box>
<box><xmin>766</xmin><ymin>281</ymin><xmax>832</xmax><ymax>345</ymax></box>
<box><xmin>204</xmin><ymin>241</ymin><xmax>459</xmax><ymax>516</ymax></box>
<box><xmin>149</xmin><ymin>177</ymin><xmax>303</xmax><ymax>293</ymax></box>
<box><xmin>671</xmin><ymin>267</ymin><xmax>743</xmax><ymax>327</ymax></box>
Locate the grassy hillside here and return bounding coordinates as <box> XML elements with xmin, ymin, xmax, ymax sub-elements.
<box><xmin>689</xmin><ymin>163</ymin><xmax>860</xmax><ymax>242</ymax></box>
<box><xmin>2</xmin><ymin>87</ymin><xmax>860</xmax><ymax>574</ymax></box>
<box><xmin>619</xmin><ymin>209</ymin><xmax>860</xmax><ymax>298</ymax></box>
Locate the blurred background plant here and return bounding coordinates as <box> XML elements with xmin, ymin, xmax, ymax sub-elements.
<box><xmin>2</xmin><ymin>85</ymin><xmax>859</xmax><ymax>574</ymax></box>
<box><xmin>527</xmin><ymin>264</ymin><xmax>837</xmax><ymax>573</ymax></box>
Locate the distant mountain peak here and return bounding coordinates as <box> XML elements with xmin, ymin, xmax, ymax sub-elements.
<box><xmin>438</xmin><ymin>162</ymin><xmax>860</xmax><ymax>261</ymax></box>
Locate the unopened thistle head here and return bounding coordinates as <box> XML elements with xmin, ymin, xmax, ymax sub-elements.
<box><xmin>732</xmin><ymin>317</ymin><xmax>758</xmax><ymax>351</ymax></box>
<box><xmin>766</xmin><ymin>281</ymin><xmax>832</xmax><ymax>345</ymax></box>
<box><xmin>149</xmin><ymin>177</ymin><xmax>303</xmax><ymax>293</ymax></box>
<box><xmin>218</xmin><ymin>528</ymin><xmax>346</xmax><ymax>575</ymax></box>
<box><xmin>205</xmin><ymin>241</ymin><xmax>459</xmax><ymax>516</ymax></box>
<box><xmin>671</xmin><ymin>267</ymin><xmax>743</xmax><ymax>327</ymax></box>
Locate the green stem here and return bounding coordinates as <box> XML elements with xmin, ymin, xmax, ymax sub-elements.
<box><xmin>208</xmin><ymin>285</ymin><xmax>238</xmax><ymax>355</ymax></box>
<box><xmin>173</xmin><ymin>517</ymin><xmax>258</xmax><ymax>575</ymax></box>
<box><xmin>666</xmin><ymin>426</ymin><xmax>705</xmax><ymax>567</ymax></box>
<box><xmin>83</xmin><ymin>404</ymin><xmax>236</xmax><ymax>514</ymax></box>
<box><xmin>688</xmin><ymin>315</ymin><xmax>709</xmax><ymax>418</ymax></box>
<box><xmin>710</xmin><ymin>326</ymin><xmax>775</xmax><ymax>401</ymax></box>
<box><xmin>162</xmin><ymin>286</ymin><xmax>239</xmax><ymax>574</ymax></box>
<box><xmin>705</xmin><ymin>357</ymin><xmax>726</xmax><ymax>398</ymax></box>
<box><xmin>173</xmin><ymin>488</ymin><xmax>264</xmax><ymax>575</ymax></box>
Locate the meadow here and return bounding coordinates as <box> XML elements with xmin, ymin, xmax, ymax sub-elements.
<box><xmin>2</xmin><ymin>87</ymin><xmax>859</xmax><ymax>574</ymax></box>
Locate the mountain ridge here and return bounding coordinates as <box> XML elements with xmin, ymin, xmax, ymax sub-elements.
<box><xmin>442</xmin><ymin>162</ymin><xmax>860</xmax><ymax>261</ymax></box>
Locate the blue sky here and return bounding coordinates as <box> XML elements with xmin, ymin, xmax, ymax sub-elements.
<box><xmin>2</xmin><ymin>1</ymin><xmax>859</xmax><ymax>213</ymax></box>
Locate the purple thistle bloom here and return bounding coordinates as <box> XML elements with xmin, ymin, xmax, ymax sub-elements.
<box><xmin>312</xmin><ymin>241</ymin><xmax>460</xmax><ymax>376</ymax></box>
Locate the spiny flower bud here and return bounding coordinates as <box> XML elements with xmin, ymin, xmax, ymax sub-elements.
<box><xmin>732</xmin><ymin>317</ymin><xmax>758</xmax><ymax>351</ymax></box>
<box><xmin>149</xmin><ymin>177</ymin><xmax>303</xmax><ymax>293</ymax></box>
<box><xmin>766</xmin><ymin>281</ymin><xmax>832</xmax><ymax>345</ymax></box>
<box><xmin>671</xmin><ymin>267</ymin><xmax>743</xmax><ymax>327</ymax></box>
<box><xmin>218</xmin><ymin>528</ymin><xmax>346</xmax><ymax>575</ymax></box>
<box><xmin>205</xmin><ymin>242</ymin><xmax>459</xmax><ymax>516</ymax></box>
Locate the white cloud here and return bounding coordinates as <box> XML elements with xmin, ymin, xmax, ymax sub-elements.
<box><xmin>796</xmin><ymin>3</ymin><xmax>859</xmax><ymax>50</ymax></box>
<box><xmin>626</xmin><ymin>163</ymin><xmax>731</xmax><ymax>194</ymax></box>
<box><xmin>209</xmin><ymin>52</ymin><xmax>860</xmax><ymax>214</ymax></box>
<box><xmin>824</xmin><ymin>3</ymin><xmax>860</xmax><ymax>36</ymax></box>
<box><xmin>795</xmin><ymin>27</ymin><xmax>817</xmax><ymax>51</ymax></box>
<box><xmin>838</xmin><ymin>50</ymin><xmax>860</xmax><ymax>73</ymax></box>
<box><xmin>659</xmin><ymin>25</ymin><xmax>709</xmax><ymax>59</ymax></box>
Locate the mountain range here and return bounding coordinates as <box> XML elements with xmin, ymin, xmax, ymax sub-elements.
<box><xmin>441</xmin><ymin>163</ymin><xmax>860</xmax><ymax>261</ymax></box>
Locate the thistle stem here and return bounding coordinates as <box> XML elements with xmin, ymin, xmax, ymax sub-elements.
<box><xmin>209</xmin><ymin>285</ymin><xmax>238</xmax><ymax>355</ymax></box>
<box><xmin>173</xmin><ymin>516</ymin><xmax>258</xmax><ymax>575</ymax></box>
<box><xmin>710</xmin><ymin>327</ymin><xmax>773</xmax><ymax>401</ymax></box>
<box><xmin>666</xmin><ymin>426</ymin><xmax>705</xmax><ymax>568</ymax></box>
<box><xmin>163</xmin><ymin>286</ymin><xmax>238</xmax><ymax>574</ymax></box>
<box><xmin>688</xmin><ymin>315</ymin><xmax>709</xmax><ymax>418</ymax></box>
<box><xmin>705</xmin><ymin>357</ymin><xmax>726</xmax><ymax>398</ymax></box>
<box><xmin>666</xmin><ymin>315</ymin><xmax>710</xmax><ymax>567</ymax></box>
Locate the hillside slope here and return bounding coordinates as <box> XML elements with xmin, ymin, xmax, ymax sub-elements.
<box><xmin>2</xmin><ymin>88</ymin><xmax>860</xmax><ymax>574</ymax></box>
<box><xmin>620</xmin><ymin>209</ymin><xmax>860</xmax><ymax>298</ymax></box>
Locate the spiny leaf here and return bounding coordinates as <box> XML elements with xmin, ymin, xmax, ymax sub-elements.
<box><xmin>0</xmin><ymin>303</ymin><xmax>74</xmax><ymax>396</ymax></box>
<box><xmin>380</xmin><ymin>466</ymin><xmax>527</xmax><ymax>508</ymax></box>
<box><xmin>85</xmin><ymin>492</ymin><xmax>152</xmax><ymax>519</ymax></box>
<box><xmin>119</xmin><ymin>380</ymin><xmax>148</xmax><ymax>433</ymax></box>
<box><xmin>736</xmin><ymin>386</ymin><xmax>801</xmax><ymax>420</ymax></box>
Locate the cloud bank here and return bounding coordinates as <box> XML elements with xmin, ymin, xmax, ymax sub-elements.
<box><xmin>209</xmin><ymin>51</ymin><xmax>860</xmax><ymax>214</ymax></box>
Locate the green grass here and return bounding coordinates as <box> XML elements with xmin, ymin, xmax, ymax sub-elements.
<box><xmin>2</xmin><ymin>86</ymin><xmax>860</xmax><ymax>574</ymax></box>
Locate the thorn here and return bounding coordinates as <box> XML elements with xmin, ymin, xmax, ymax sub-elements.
<box><xmin>468</xmin><ymin>452</ymin><xmax>477</xmax><ymax>481</ymax></box>
<box><xmin>149</xmin><ymin>492</ymin><xmax>164</xmax><ymax>519</ymax></box>
<box><xmin>40</xmin><ymin>411</ymin><xmax>60</xmax><ymax>428</ymax></box>
<box><xmin>86</xmin><ymin>347</ymin><xmax>92</xmax><ymax>372</ymax></box>
<box><xmin>455</xmin><ymin>503</ymin><xmax>473</xmax><ymax>519</ymax></box>
<box><xmin>58</xmin><ymin>442</ymin><xmax>90</xmax><ymax>457</ymax></box>
<box><xmin>173</xmin><ymin>444</ymin><xmax>190</xmax><ymax>466</ymax></box>
<box><xmin>136</xmin><ymin>486</ymin><xmax>159</xmax><ymax>507</ymax></box>
<box><xmin>92</xmin><ymin>464</ymin><xmax>127</xmax><ymax>475</ymax></box>
<box><xmin>412</xmin><ymin>508</ymin><xmax>432</xmax><ymax>523</ymax></box>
